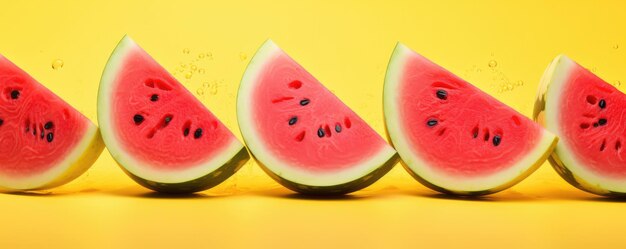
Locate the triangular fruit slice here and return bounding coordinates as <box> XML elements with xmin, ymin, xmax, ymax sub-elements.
<box><xmin>237</xmin><ymin>40</ymin><xmax>398</xmax><ymax>195</ymax></box>
<box><xmin>535</xmin><ymin>55</ymin><xmax>626</xmax><ymax>196</ymax></box>
<box><xmin>98</xmin><ymin>36</ymin><xmax>249</xmax><ymax>194</ymax></box>
<box><xmin>384</xmin><ymin>43</ymin><xmax>558</xmax><ymax>195</ymax></box>
<box><xmin>0</xmin><ymin>55</ymin><xmax>104</xmax><ymax>190</ymax></box>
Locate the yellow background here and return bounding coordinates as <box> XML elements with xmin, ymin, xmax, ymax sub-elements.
<box><xmin>1</xmin><ymin>0</ymin><xmax>625</xmax><ymax>248</ymax></box>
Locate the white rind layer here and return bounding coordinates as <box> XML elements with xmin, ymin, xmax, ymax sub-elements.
<box><xmin>384</xmin><ymin>43</ymin><xmax>557</xmax><ymax>193</ymax></box>
<box><xmin>98</xmin><ymin>35</ymin><xmax>245</xmax><ymax>184</ymax></box>
<box><xmin>0</xmin><ymin>122</ymin><xmax>100</xmax><ymax>190</ymax></box>
<box><xmin>237</xmin><ymin>40</ymin><xmax>397</xmax><ymax>187</ymax></box>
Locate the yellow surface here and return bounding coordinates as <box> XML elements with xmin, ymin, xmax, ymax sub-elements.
<box><xmin>0</xmin><ymin>0</ymin><xmax>625</xmax><ymax>248</ymax></box>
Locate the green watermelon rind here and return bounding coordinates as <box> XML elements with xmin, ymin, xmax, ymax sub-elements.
<box><xmin>119</xmin><ymin>147</ymin><xmax>249</xmax><ymax>194</ymax></box>
<box><xmin>384</xmin><ymin>43</ymin><xmax>558</xmax><ymax>196</ymax></box>
<box><xmin>254</xmin><ymin>152</ymin><xmax>399</xmax><ymax>195</ymax></box>
<box><xmin>237</xmin><ymin>40</ymin><xmax>398</xmax><ymax>194</ymax></box>
<box><xmin>98</xmin><ymin>35</ymin><xmax>248</xmax><ymax>192</ymax></box>
<box><xmin>534</xmin><ymin>55</ymin><xmax>626</xmax><ymax>196</ymax></box>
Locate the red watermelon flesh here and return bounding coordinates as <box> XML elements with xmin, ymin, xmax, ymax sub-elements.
<box><xmin>558</xmin><ymin>63</ymin><xmax>625</xmax><ymax>176</ymax></box>
<box><xmin>238</xmin><ymin>40</ymin><xmax>398</xmax><ymax>194</ymax></box>
<box><xmin>535</xmin><ymin>55</ymin><xmax>626</xmax><ymax>195</ymax></box>
<box><xmin>98</xmin><ymin>36</ymin><xmax>247</xmax><ymax>193</ymax></box>
<box><xmin>0</xmin><ymin>55</ymin><xmax>103</xmax><ymax>190</ymax></box>
<box><xmin>385</xmin><ymin>43</ymin><xmax>557</xmax><ymax>195</ymax></box>
<box><xmin>253</xmin><ymin>54</ymin><xmax>389</xmax><ymax>172</ymax></box>
<box><xmin>110</xmin><ymin>47</ymin><xmax>234</xmax><ymax>169</ymax></box>
<box><xmin>399</xmin><ymin>55</ymin><xmax>542</xmax><ymax>176</ymax></box>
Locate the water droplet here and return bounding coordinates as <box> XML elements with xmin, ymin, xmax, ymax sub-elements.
<box><xmin>516</xmin><ymin>80</ymin><xmax>524</xmax><ymax>86</ymax></box>
<box><xmin>207</xmin><ymin>52</ymin><xmax>213</xmax><ymax>60</ymax></box>
<box><xmin>506</xmin><ymin>84</ymin><xmax>513</xmax><ymax>90</ymax></box>
<box><xmin>239</xmin><ymin>52</ymin><xmax>248</xmax><ymax>61</ymax></box>
<box><xmin>51</xmin><ymin>59</ymin><xmax>64</xmax><ymax>70</ymax></box>
<box><xmin>198</xmin><ymin>53</ymin><xmax>206</xmax><ymax>59</ymax></box>
<box><xmin>476</xmin><ymin>68</ymin><xmax>482</xmax><ymax>73</ymax></box>
<box><xmin>615</xmin><ymin>80</ymin><xmax>622</xmax><ymax>86</ymax></box>
<box><xmin>177</xmin><ymin>67</ymin><xmax>184</xmax><ymax>72</ymax></box>
<box><xmin>591</xmin><ymin>67</ymin><xmax>598</xmax><ymax>73</ymax></box>
<box><xmin>613</xmin><ymin>44</ymin><xmax>619</xmax><ymax>50</ymax></box>
<box><xmin>198</xmin><ymin>69</ymin><xmax>205</xmax><ymax>74</ymax></box>
<box><xmin>185</xmin><ymin>72</ymin><xmax>193</xmax><ymax>79</ymax></box>
<box><xmin>488</xmin><ymin>60</ymin><xmax>498</xmax><ymax>68</ymax></box>
<box><xmin>183</xmin><ymin>48</ymin><xmax>190</xmax><ymax>54</ymax></box>
<box><xmin>207</xmin><ymin>81</ymin><xmax>219</xmax><ymax>95</ymax></box>
<box><xmin>180</xmin><ymin>63</ymin><xmax>187</xmax><ymax>68</ymax></box>
<box><xmin>190</xmin><ymin>65</ymin><xmax>197</xmax><ymax>71</ymax></box>
<box><xmin>196</xmin><ymin>88</ymin><xmax>204</xmax><ymax>95</ymax></box>
<box><xmin>203</xmin><ymin>82</ymin><xmax>210</xmax><ymax>88</ymax></box>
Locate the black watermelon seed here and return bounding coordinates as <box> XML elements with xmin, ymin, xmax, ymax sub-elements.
<box><xmin>300</xmin><ymin>99</ymin><xmax>310</xmax><ymax>106</ymax></box>
<box><xmin>40</xmin><ymin>130</ymin><xmax>44</xmax><ymax>139</ymax></box>
<box><xmin>164</xmin><ymin>116</ymin><xmax>172</xmax><ymax>124</ymax></box>
<box><xmin>493</xmin><ymin>135</ymin><xmax>502</xmax><ymax>146</ymax></box>
<box><xmin>10</xmin><ymin>90</ymin><xmax>20</xmax><ymax>99</ymax></box>
<box><xmin>194</xmin><ymin>128</ymin><xmax>203</xmax><ymax>139</ymax></box>
<box><xmin>46</xmin><ymin>133</ymin><xmax>54</xmax><ymax>142</ymax></box>
<box><xmin>427</xmin><ymin>119</ymin><xmax>438</xmax><ymax>127</ymax></box>
<box><xmin>150</xmin><ymin>94</ymin><xmax>159</xmax><ymax>102</ymax></box>
<box><xmin>335</xmin><ymin>124</ymin><xmax>342</xmax><ymax>133</ymax></box>
<box><xmin>436</xmin><ymin>90</ymin><xmax>448</xmax><ymax>100</ymax></box>
<box><xmin>599</xmin><ymin>99</ymin><xmax>606</xmax><ymax>109</ymax></box>
<box><xmin>288</xmin><ymin>117</ymin><xmax>298</xmax><ymax>126</ymax></box>
<box><xmin>133</xmin><ymin>114</ymin><xmax>144</xmax><ymax>124</ymax></box>
<box><xmin>0</xmin><ymin>119</ymin><xmax>3</xmax><ymax>126</ymax></box>
<box><xmin>472</xmin><ymin>127</ymin><xmax>479</xmax><ymax>138</ymax></box>
<box><xmin>44</xmin><ymin>121</ymin><xmax>53</xmax><ymax>130</ymax></box>
<box><xmin>183</xmin><ymin>127</ymin><xmax>190</xmax><ymax>136</ymax></box>
<box><xmin>593</xmin><ymin>123</ymin><xmax>599</xmax><ymax>127</ymax></box>
<box><xmin>598</xmin><ymin>118</ymin><xmax>607</xmax><ymax>126</ymax></box>
<box><xmin>317</xmin><ymin>127</ymin><xmax>325</xmax><ymax>138</ymax></box>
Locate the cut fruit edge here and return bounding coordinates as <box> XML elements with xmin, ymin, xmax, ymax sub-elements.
<box><xmin>384</xmin><ymin>43</ymin><xmax>558</xmax><ymax>194</ymax></box>
<box><xmin>98</xmin><ymin>35</ymin><xmax>246</xmax><ymax>184</ymax></box>
<box><xmin>535</xmin><ymin>54</ymin><xmax>626</xmax><ymax>195</ymax></box>
<box><xmin>237</xmin><ymin>39</ymin><xmax>397</xmax><ymax>187</ymax></box>
<box><xmin>0</xmin><ymin>124</ymin><xmax>102</xmax><ymax>191</ymax></box>
<box><xmin>0</xmin><ymin>62</ymin><xmax>104</xmax><ymax>190</ymax></box>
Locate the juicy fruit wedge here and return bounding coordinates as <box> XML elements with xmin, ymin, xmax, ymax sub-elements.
<box><xmin>384</xmin><ymin>43</ymin><xmax>558</xmax><ymax>195</ymax></box>
<box><xmin>98</xmin><ymin>36</ymin><xmax>249</xmax><ymax>193</ymax></box>
<box><xmin>0</xmin><ymin>55</ymin><xmax>104</xmax><ymax>190</ymax></box>
<box><xmin>534</xmin><ymin>55</ymin><xmax>626</xmax><ymax>196</ymax></box>
<box><xmin>237</xmin><ymin>40</ymin><xmax>398</xmax><ymax>195</ymax></box>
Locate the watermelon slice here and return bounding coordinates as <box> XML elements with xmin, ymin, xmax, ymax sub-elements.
<box><xmin>98</xmin><ymin>36</ymin><xmax>249</xmax><ymax>193</ymax></box>
<box><xmin>384</xmin><ymin>43</ymin><xmax>558</xmax><ymax>195</ymax></box>
<box><xmin>237</xmin><ymin>40</ymin><xmax>398</xmax><ymax>195</ymax></box>
<box><xmin>0</xmin><ymin>55</ymin><xmax>104</xmax><ymax>190</ymax></box>
<box><xmin>534</xmin><ymin>55</ymin><xmax>626</xmax><ymax>196</ymax></box>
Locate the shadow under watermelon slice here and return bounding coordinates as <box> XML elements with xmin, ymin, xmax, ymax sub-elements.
<box><xmin>237</xmin><ymin>40</ymin><xmax>399</xmax><ymax>195</ymax></box>
<box><xmin>98</xmin><ymin>36</ymin><xmax>249</xmax><ymax>194</ymax></box>
<box><xmin>384</xmin><ymin>43</ymin><xmax>558</xmax><ymax>196</ymax></box>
